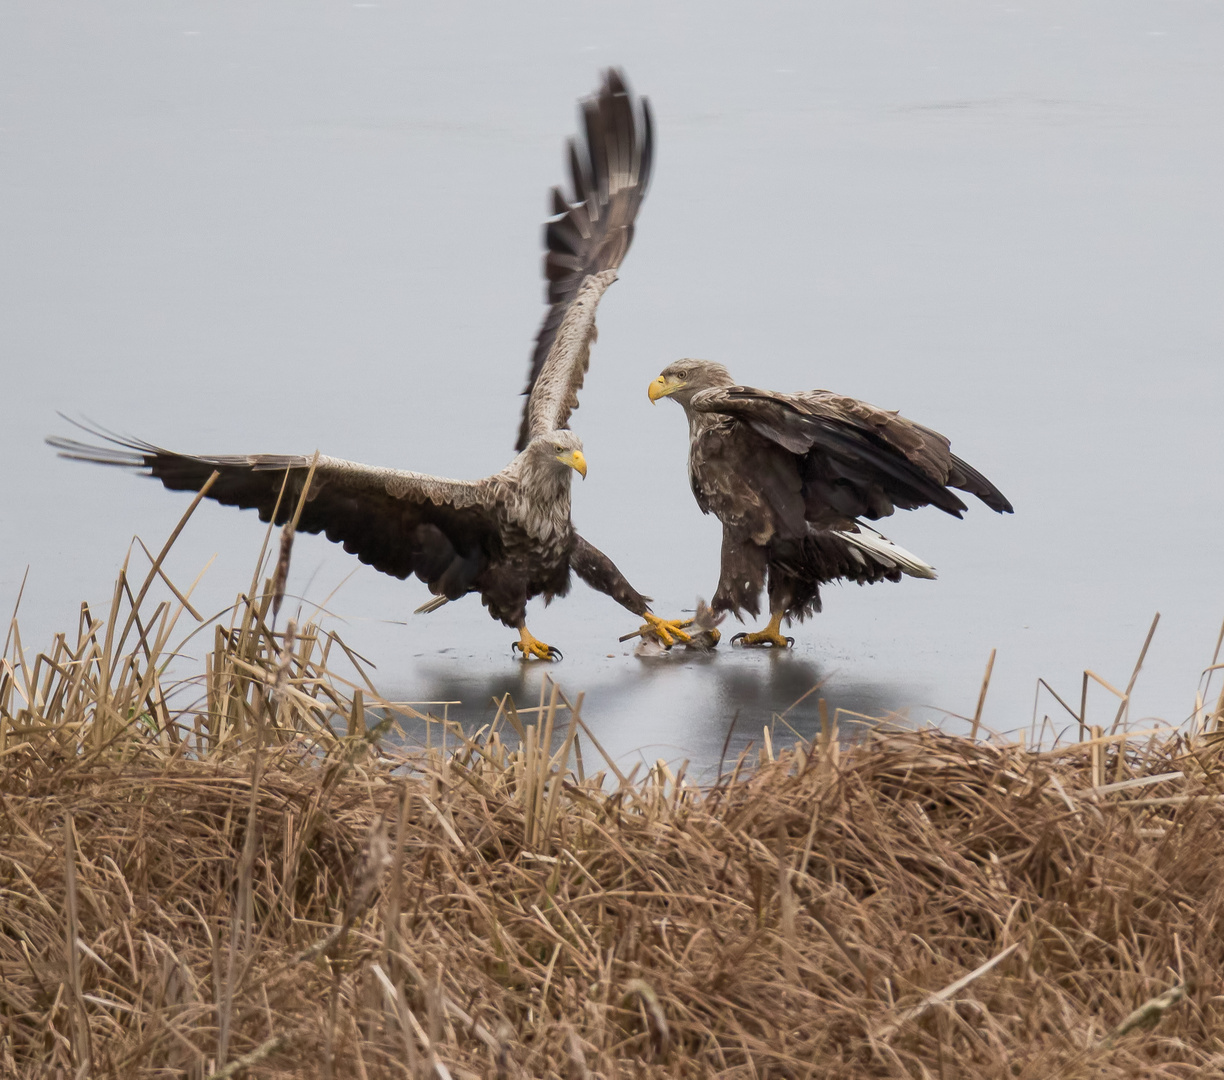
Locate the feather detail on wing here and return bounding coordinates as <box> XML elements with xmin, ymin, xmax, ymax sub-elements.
<box><xmin>945</xmin><ymin>452</ymin><xmax>1014</xmax><ymax>513</ymax></box>
<box><xmin>689</xmin><ymin>386</ymin><xmax>973</xmax><ymax>518</ymax></box>
<box><xmin>516</xmin><ymin>68</ymin><xmax>654</xmax><ymax>449</ymax></box>
<box><xmin>47</xmin><ymin>422</ymin><xmax>505</xmax><ymax>598</ymax></box>
<box><xmin>833</xmin><ymin>522</ymin><xmax>937</xmax><ymax>580</ymax></box>
<box><xmin>414</xmin><ymin>594</ymin><xmax>451</xmax><ymax>615</ymax></box>
<box><xmin>804</xmin><ymin>398</ymin><xmax>1012</xmax><ymax>513</ymax></box>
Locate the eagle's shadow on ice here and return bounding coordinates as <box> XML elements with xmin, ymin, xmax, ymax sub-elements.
<box><xmin>623</xmin><ymin>651</ymin><xmax>923</xmax><ymax>778</ymax></box>
<box><xmin>378</xmin><ymin>649</ymin><xmax>923</xmax><ymax>775</ymax></box>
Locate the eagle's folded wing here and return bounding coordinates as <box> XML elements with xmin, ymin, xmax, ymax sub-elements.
<box><xmin>798</xmin><ymin>393</ymin><xmax>1012</xmax><ymax>513</ymax></box>
<box><xmin>688</xmin><ymin>386</ymin><xmax>989</xmax><ymax>519</ymax></box>
<box><xmin>516</xmin><ymin>68</ymin><xmax>654</xmax><ymax>450</ymax></box>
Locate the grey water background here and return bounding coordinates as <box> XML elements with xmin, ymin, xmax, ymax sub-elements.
<box><xmin>2</xmin><ymin>2</ymin><xmax>1222</xmax><ymax>771</ymax></box>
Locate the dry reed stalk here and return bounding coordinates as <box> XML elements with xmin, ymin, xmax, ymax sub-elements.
<box><xmin>62</xmin><ymin>816</ymin><xmax>92</xmax><ymax>1077</ymax></box>
<box><xmin>1109</xmin><ymin>612</ymin><xmax>1161</xmax><ymax>735</ymax></box>
<box><xmin>1100</xmin><ymin>984</ymin><xmax>1188</xmax><ymax>1049</ymax></box>
<box><xmin>271</xmin><ymin>521</ymin><xmax>295</xmax><ymax>625</ymax></box>
<box><xmin>967</xmin><ymin>647</ymin><xmax>996</xmax><ymax>742</ymax></box>
<box><xmin>204</xmin><ymin>1033</ymin><xmax>289</xmax><ymax>1080</ymax></box>
<box><xmin>873</xmin><ymin>941</ymin><xmax>1021</xmax><ymax>1041</ymax></box>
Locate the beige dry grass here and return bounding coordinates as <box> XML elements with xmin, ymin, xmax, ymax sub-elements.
<box><xmin>3</xmin><ymin>492</ymin><xmax>1224</xmax><ymax>1078</ymax></box>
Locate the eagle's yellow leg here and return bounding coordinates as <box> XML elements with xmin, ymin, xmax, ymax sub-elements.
<box><xmin>512</xmin><ymin>626</ymin><xmax>562</xmax><ymax>661</ymax></box>
<box><xmin>731</xmin><ymin>612</ymin><xmax>795</xmax><ymax>649</ymax></box>
<box><xmin>639</xmin><ymin>613</ymin><xmax>695</xmax><ymax>647</ymax></box>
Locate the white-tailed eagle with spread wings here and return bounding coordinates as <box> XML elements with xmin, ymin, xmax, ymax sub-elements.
<box><xmin>49</xmin><ymin>71</ymin><xmax>689</xmax><ymax>660</ymax></box>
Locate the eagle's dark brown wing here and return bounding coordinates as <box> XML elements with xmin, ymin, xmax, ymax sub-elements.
<box><xmin>48</xmin><ymin>425</ymin><xmax>505</xmax><ymax>600</ymax></box>
<box><xmin>516</xmin><ymin>69</ymin><xmax>654</xmax><ymax>450</ymax></box>
<box><xmin>794</xmin><ymin>392</ymin><xmax>1013</xmax><ymax>513</ymax></box>
<box><xmin>906</xmin><ymin>419</ymin><xmax>1013</xmax><ymax>513</ymax></box>
<box><xmin>689</xmin><ymin>386</ymin><xmax>1012</xmax><ymax>521</ymax></box>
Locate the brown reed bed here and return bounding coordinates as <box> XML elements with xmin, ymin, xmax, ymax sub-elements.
<box><xmin>4</xmin><ymin>493</ymin><xmax>1224</xmax><ymax>1077</ymax></box>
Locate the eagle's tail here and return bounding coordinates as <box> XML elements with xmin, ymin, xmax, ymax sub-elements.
<box><xmin>414</xmin><ymin>594</ymin><xmax>450</xmax><ymax>615</ymax></box>
<box><xmin>837</xmin><ymin>523</ymin><xmax>937</xmax><ymax>580</ymax></box>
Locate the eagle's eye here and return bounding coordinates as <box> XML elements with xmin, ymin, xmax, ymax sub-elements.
<box><xmin>677</xmin><ymin>369</ymin><xmax>689</xmax><ymax>380</ymax></box>
<box><xmin>554</xmin><ymin>444</ymin><xmax>565</xmax><ymax>453</ymax></box>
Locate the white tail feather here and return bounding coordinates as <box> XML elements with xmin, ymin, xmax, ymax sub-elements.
<box><xmin>414</xmin><ymin>594</ymin><xmax>450</xmax><ymax>615</ymax></box>
<box><xmin>836</xmin><ymin>524</ymin><xmax>937</xmax><ymax>580</ymax></box>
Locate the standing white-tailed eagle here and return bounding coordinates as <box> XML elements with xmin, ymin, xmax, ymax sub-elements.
<box><xmin>648</xmin><ymin>360</ymin><xmax>1012</xmax><ymax>648</ymax></box>
<box><xmin>47</xmin><ymin>70</ymin><xmax>690</xmax><ymax>661</ymax></box>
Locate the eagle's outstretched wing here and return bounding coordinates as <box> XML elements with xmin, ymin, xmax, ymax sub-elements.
<box><xmin>516</xmin><ymin>68</ymin><xmax>654</xmax><ymax>450</ymax></box>
<box><xmin>48</xmin><ymin>423</ymin><xmax>504</xmax><ymax>600</ymax></box>
<box><xmin>689</xmin><ymin>386</ymin><xmax>1013</xmax><ymax>521</ymax></box>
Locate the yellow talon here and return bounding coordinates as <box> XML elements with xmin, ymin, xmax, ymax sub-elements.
<box><xmin>730</xmin><ymin>612</ymin><xmax>794</xmax><ymax>649</ymax></box>
<box><xmin>512</xmin><ymin>626</ymin><xmax>562</xmax><ymax>661</ymax></box>
<box><xmin>640</xmin><ymin>613</ymin><xmax>693</xmax><ymax>648</ymax></box>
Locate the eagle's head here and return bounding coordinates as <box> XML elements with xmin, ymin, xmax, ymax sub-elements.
<box><xmin>524</xmin><ymin>429</ymin><xmax>587</xmax><ymax>481</ymax></box>
<box><xmin>514</xmin><ymin>430</ymin><xmax>586</xmax><ymax>540</ymax></box>
<box><xmin>648</xmin><ymin>359</ymin><xmax>735</xmax><ymax>407</ymax></box>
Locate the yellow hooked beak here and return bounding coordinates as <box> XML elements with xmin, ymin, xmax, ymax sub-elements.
<box><xmin>557</xmin><ymin>448</ymin><xmax>587</xmax><ymax>479</ymax></box>
<box><xmin>648</xmin><ymin>374</ymin><xmax>684</xmax><ymax>402</ymax></box>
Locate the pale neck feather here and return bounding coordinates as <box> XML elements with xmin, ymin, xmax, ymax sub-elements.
<box><xmin>502</xmin><ymin>449</ymin><xmax>573</xmax><ymax>541</ymax></box>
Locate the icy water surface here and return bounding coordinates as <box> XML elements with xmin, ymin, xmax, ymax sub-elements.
<box><xmin>3</xmin><ymin>2</ymin><xmax>1223</xmax><ymax>769</ymax></box>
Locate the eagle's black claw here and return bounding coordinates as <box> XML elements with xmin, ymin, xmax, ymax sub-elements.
<box><xmin>731</xmin><ymin>629</ymin><xmax>794</xmax><ymax>649</ymax></box>
<box><xmin>513</xmin><ymin>633</ymin><xmax>562</xmax><ymax>661</ymax></box>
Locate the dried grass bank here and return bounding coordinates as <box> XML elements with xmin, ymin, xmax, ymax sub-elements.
<box><xmin>3</xmin><ymin>494</ymin><xmax>1224</xmax><ymax>1078</ymax></box>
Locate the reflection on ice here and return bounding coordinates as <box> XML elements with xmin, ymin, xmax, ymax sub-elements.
<box><xmin>381</xmin><ymin>648</ymin><xmax>925</xmax><ymax>778</ymax></box>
